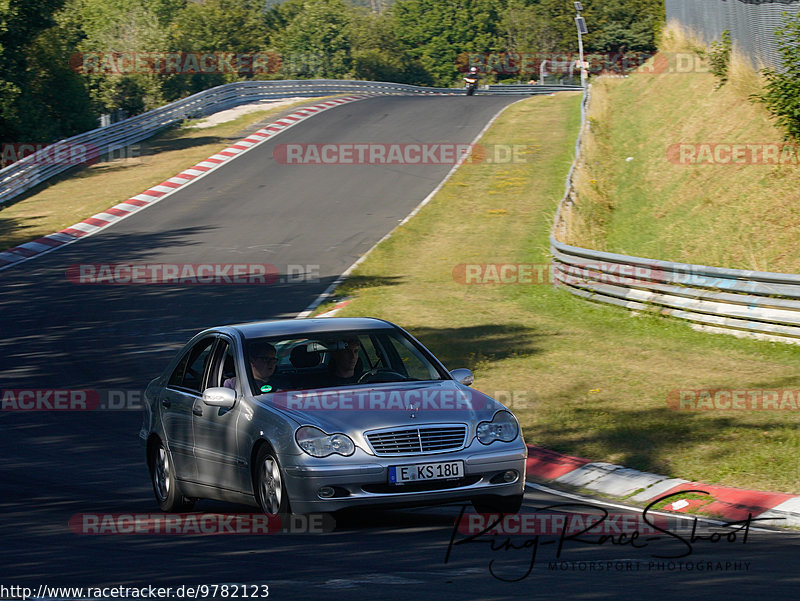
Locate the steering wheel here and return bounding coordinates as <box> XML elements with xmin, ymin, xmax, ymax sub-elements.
<box><xmin>357</xmin><ymin>368</ymin><xmax>407</xmax><ymax>384</ymax></box>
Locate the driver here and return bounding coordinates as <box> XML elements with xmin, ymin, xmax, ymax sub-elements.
<box><xmin>328</xmin><ymin>336</ymin><xmax>362</xmax><ymax>386</ymax></box>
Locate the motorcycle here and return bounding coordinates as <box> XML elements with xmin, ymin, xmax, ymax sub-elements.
<box><xmin>463</xmin><ymin>75</ymin><xmax>479</xmax><ymax>96</ymax></box>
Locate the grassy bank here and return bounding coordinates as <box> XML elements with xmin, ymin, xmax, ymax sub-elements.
<box><xmin>566</xmin><ymin>26</ymin><xmax>800</xmax><ymax>273</ymax></box>
<box><xmin>0</xmin><ymin>98</ymin><xmax>325</xmax><ymax>251</ymax></box>
<box><xmin>321</xmin><ymin>92</ymin><xmax>800</xmax><ymax>494</ymax></box>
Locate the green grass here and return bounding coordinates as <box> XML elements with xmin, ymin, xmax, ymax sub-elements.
<box><xmin>567</xmin><ymin>52</ymin><xmax>800</xmax><ymax>273</ymax></box>
<box><xmin>317</xmin><ymin>92</ymin><xmax>800</xmax><ymax>495</ymax></box>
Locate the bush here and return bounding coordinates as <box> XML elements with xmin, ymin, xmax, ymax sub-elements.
<box><xmin>707</xmin><ymin>30</ymin><xmax>731</xmax><ymax>88</ymax></box>
<box><xmin>755</xmin><ymin>14</ymin><xmax>800</xmax><ymax>140</ymax></box>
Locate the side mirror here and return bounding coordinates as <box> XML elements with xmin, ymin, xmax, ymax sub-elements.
<box><xmin>202</xmin><ymin>387</ymin><xmax>236</xmax><ymax>408</ymax></box>
<box><xmin>450</xmin><ymin>368</ymin><xmax>474</xmax><ymax>387</ymax></box>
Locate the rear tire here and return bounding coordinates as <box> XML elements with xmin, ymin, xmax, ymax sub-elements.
<box><xmin>471</xmin><ymin>494</ymin><xmax>523</xmax><ymax>514</ymax></box>
<box><xmin>150</xmin><ymin>440</ymin><xmax>195</xmax><ymax>512</ymax></box>
<box><xmin>254</xmin><ymin>446</ymin><xmax>290</xmax><ymax>516</ymax></box>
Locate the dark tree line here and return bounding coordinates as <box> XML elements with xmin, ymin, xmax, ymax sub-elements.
<box><xmin>0</xmin><ymin>0</ymin><xmax>666</xmax><ymax>147</ymax></box>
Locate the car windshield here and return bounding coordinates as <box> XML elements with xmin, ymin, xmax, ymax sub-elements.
<box><xmin>244</xmin><ymin>328</ymin><xmax>446</xmax><ymax>394</ymax></box>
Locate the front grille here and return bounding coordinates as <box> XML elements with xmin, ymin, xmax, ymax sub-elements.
<box><xmin>366</xmin><ymin>424</ymin><xmax>467</xmax><ymax>456</ymax></box>
<box><xmin>363</xmin><ymin>476</ymin><xmax>480</xmax><ymax>494</ymax></box>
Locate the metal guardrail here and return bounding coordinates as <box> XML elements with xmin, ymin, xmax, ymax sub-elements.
<box><xmin>485</xmin><ymin>84</ymin><xmax>583</xmax><ymax>94</ymax></box>
<box><xmin>551</xmin><ymin>86</ymin><xmax>800</xmax><ymax>343</ymax></box>
<box><xmin>0</xmin><ymin>79</ymin><xmax>574</xmax><ymax>207</ymax></box>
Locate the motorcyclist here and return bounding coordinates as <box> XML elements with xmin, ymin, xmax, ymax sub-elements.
<box><xmin>464</xmin><ymin>66</ymin><xmax>480</xmax><ymax>95</ymax></box>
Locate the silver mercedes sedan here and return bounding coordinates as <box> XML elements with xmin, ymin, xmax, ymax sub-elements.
<box><xmin>140</xmin><ymin>317</ymin><xmax>527</xmax><ymax>515</ymax></box>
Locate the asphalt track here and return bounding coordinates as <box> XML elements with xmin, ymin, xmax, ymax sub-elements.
<box><xmin>0</xmin><ymin>95</ymin><xmax>524</xmax><ymax>388</ymax></box>
<box><xmin>1</xmin><ymin>95</ymin><xmax>800</xmax><ymax>600</ymax></box>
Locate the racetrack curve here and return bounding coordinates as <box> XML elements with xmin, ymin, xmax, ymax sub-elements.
<box><xmin>0</xmin><ymin>95</ymin><xmax>519</xmax><ymax>389</ymax></box>
<box><xmin>2</xmin><ymin>94</ymin><xmax>800</xmax><ymax>600</ymax></box>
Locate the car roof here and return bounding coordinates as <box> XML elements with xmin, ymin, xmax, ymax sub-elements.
<box><xmin>213</xmin><ymin>317</ymin><xmax>396</xmax><ymax>340</ymax></box>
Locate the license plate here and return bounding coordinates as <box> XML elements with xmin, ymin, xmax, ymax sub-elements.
<box><xmin>389</xmin><ymin>461</ymin><xmax>464</xmax><ymax>484</ymax></box>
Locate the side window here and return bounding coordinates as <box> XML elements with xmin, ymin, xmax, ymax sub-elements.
<box><xmin>168</xmin><ymin>354</ymin><xmax>190</xmax><ymax>389</ymax></box>
<box><xmin>208</xmin><ymin>340</ymin><xmax>238</xmax><ymax>389</ymax></box>
<box><xmin>359</xmin><ymin>335</ymin><xmax>381</xmax><ymax>370</ymax></box>
<box><xmin>167</xmin><ymin>338</ymin><xmax>216</xmax><ymax>392</ymax></box>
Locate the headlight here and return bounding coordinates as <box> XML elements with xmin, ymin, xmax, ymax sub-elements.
<box><xmin>476</xmin><ymin>411</ymin><xmax>519</xmax><ymax>444</ymax></box>
<box><xmin>295</xmin><ymin>426</ymin><xmax>355</xmax><ymax>457</ymax></box>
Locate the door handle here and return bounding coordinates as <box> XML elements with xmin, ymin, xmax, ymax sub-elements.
<box><xmin>192</xmin><ymin>405</ymin><xmax>203</xmax><ymax>416</ymax></box>
<box><xmin>161</xmin><ymin>399</ymin><xmax>171</xmax><ymax>408</ymax></box>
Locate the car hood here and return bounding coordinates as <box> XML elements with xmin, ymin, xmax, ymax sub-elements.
<box><xmin>259</xmin><ymin>379</ymin><xmax>504</xmax><ymax>435</ymax></box>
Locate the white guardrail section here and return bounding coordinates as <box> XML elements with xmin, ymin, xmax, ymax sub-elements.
<box><xmin>550</xmin><ymin>86</ymin><xmax>800</xmax><ymax>344</ymax></box>
<box><xmin>0</xmin><ymin>79</ymin><xmax>577</xmax><ymax>207</ymax></box>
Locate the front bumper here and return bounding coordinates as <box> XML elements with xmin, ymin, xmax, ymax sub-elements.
<box><xmin>282</xmin><ymin>443</ymin><xmax>527</xmax><ymax>514</ymax></box>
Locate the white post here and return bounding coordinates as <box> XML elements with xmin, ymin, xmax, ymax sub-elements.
<box><xmin>574</xmin><ymin>2</ymin><xmax>588</xmax><ymax>88</ymax></box>
<box><xmin>577</xmin><ymin>27</ymin><xmax>586</xmax><ymax>88</ymax></box>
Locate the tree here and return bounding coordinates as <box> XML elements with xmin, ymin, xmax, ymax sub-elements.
<box><xmin>500</xmin><ymin>0</ymin><xmax>663</xmax><ymax>55</ymax></box>
<box><xmin>586</xmin><ymin>0</ymin><xmax>663</xmax><ymax>53</ymax></box>
<box><xmin>72</xmin><ymin>0</ymin><xmax>174</xmax><ymax>114</ymax></box>
<box><xmin>168</xmin><ymin>0</ymin><xmax>271</xmax><ymax>95</ymax></box>
<box><xmin>0</xmin><ymin>0</ymin><xmax>96</xmax><ymax>144</ymax></box>
<box><xmin>757</xmin><ymin>12</ymin><xmax>800</xmax><ymax>141</ymax></box>
<box><xmin>19</xmin><ymin>17</ymin><xmax>98</xmax><ymax>140</ymax></box>
<box><xmin>273</xmin><ymin>0</ymin><xmax>355</xmax><ymax>79</ymax></box>
<box><xmin>263</xmin><ymin>0</ymin><xmax>306</xmax><ymax>45</ymax></box>
<box><xmin>502</xmin><ymin>0</ymin><xmax>561</xmax><ymax>55</ymax></box>
<box><xmin>348</xmin><ymin>8</ymin><xmax>432</xmax><ymax>84</ymax></box>
<box><xmin>171</xmin><ymin>0</ymin><xmax>267</xmax><ymax>53</ymax></box>
<box><xmin>392</xmin><ymin>0</ymin><xmax>504</xmax><ymax>86</ymax></box>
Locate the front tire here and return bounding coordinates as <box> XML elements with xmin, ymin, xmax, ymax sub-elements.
<box><xmin>150</xmin><ymin>440</ymin><xmax>195</xmax><ymax>512</ymax></box>
<box><xmin>254</xmin><ymin>446</ymin><xmax>290</xmax><ymax>515</ymax></box>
